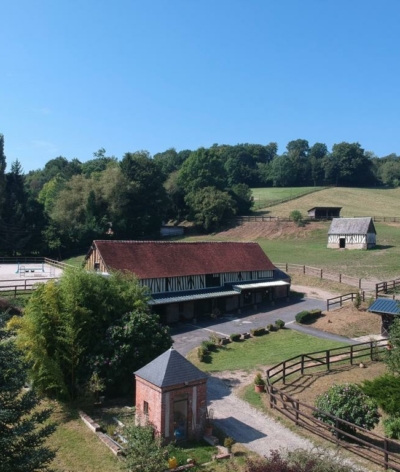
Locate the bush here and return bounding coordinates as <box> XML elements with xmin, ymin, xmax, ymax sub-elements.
<box><xmin>197</xmin><ymin>347</ymin><xmax>206</xmax><ymax>362</ymax></box>
<box><xmin>226</xmin><ymin>448</ymin><xmax>361</xmax><ymax>471</ymax></box>
<box><xmin>290</xmin><ymin>210</ymin><xmax>305</xmax><ymax>227</ymax></box>
<box><xmin>275</xmin><ymin>319</ymin><xmax>285</xmax><ymax>329</ymax></box>
<box><xmin>295</xmin><ymin>309</ymin><xmax>321</xmax><ymax>324</ymax></box>
<box><xmin>353</xmin><ymin>292</ymin><xmax>362</xmax><ymax>309</ymax></box>
<box><xmin>251</xmin><ymin>327</ymin><xmax>266</xmax><ymax>336</ymax></box>
<box><xmin>267</xmin><ymin>324</ymin><xmax>276</xmax><ymax>332</ymax></box>
<box><xmin>201</xmin><ymin>340</ymin><xmax>215</xmax><ymax>352</ymax></box>
<box><xmin>314</xmin><ymin>384</ymin><xmax>380</xmax><ymax>436</ymax></box>
<box><xmin>230</xmin><ymin>333</ymin><xmax>241</xmax><ymax>342</ymax></box>
<box><xmin>383</xmin><ymin>416</ymin><xmax>400</xmax><ymax>439</ymax></box>
<box><xmin>362</xmin><ymin>374</ymin><xmax>400</xmax><ymax>416</ymax></box>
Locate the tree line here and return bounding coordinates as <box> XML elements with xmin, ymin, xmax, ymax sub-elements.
<box><xmin>0</xmin><ymin>133</ymin><xmax>399</xmax><ymax>256</ymax></box>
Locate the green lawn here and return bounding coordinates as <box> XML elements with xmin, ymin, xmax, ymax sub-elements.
<box><xmin>62</xmin><ymin>254</ymin><xmax>85</xmax><ymax>267</ymax></box>
<box><xmin>262</xmin><ymin>186</ymin><xmax>400</xmax><ymax>217</ymax></box>
<box><xmin>187</xmin><ymin>330</ymin><xmax>347</xmax><ymax>373</ymax></box>
<box><xmin>251</xmin><ymin>186</ymin><xmax>324</xmax><ymax>210</ymax></box>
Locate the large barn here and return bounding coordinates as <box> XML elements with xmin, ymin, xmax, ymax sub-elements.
<box><xmin>327</xmin><ymin>217</ymin><xmax>376</xmax><ymax>250</ymax></box>
<box><xmin>85</xmin><ymin>240</ymin><xmax>290</xmax><ymax>323</ymax></box>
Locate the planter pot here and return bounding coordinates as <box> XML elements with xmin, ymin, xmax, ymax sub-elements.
<box><xmin>254</xmin><ymin>384</ymin><xmax>265</xmax><ymax>393</ymax></box>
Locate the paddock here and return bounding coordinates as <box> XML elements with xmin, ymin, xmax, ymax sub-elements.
<box><xmin>0</xmin><ymin>262</ymin><xmax>64</xmax><ymax>294</ymax></box>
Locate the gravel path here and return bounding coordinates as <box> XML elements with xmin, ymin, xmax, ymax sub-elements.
<box><xmin>207</xmin><ymin>376</ymin><xmax>313</xmax><ymax>456</ymax></box>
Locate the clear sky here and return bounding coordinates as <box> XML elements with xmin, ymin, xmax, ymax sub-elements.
<box><xmin>1</xmin><ymin>0</ymin><xmax>399</xmax><ymax>172</ymax></box>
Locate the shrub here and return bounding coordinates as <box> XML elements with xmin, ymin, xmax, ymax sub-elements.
<box><xmin>275</xmin><ymin>319</ymin><xmax>285</xmax><ymax>329</ymax></box>
<box><xmin>362</xmin><ymin>374</ymin><xmax>400</xmax><ymax>416</ymax></box>
<box><xmin>353</xmin><ymin>292</ymin><xmax>362</xmax><ymax>309</ymax></box>
<box><xmin>314</xmin><ymin>384</ymin><xmax>380</xmax><ymax>436</ymax></box>
<box><xmin>201</xmin><ymin>340</ymin><xmax>215</xmax><ymax>352</ymax></box>
<box><xmin>230</xmin><ymin>333</ymin><xmax>241</xmax><ymax>342</ymax></box>
<box><xmin>197</xmin><ymin>347</ymin><xmax>206</xmax><ymax>362</ymax></box>
<box><xmin>267</xmin><ymin>324</ymin><xmax>276</xmax><ymax>332</ymax></box>
<box><xmin>290</xmin><ymin>210</ymin><xmax>305</xmax><ymax>227</ymax></box>
<box><xmin>251</xmin><ymin>327</ymin><xmax>266</xmax><ymax>336</ymax></box>
<box><xmin>224</xmin><ymin>436</ymin><xmax>235</xmax><ymax>449</ymax></box>
<box><xmin>209</xmin><ymin>332</ymin><xmax>220</xmax><ymax>345</ymax></box>
<box><xmin>226</xmin><ymin>448</ymin><xmax>360</xmax><ymax>471</ymax></box>
<box><xmin>295</xmin><ymin>309</ymin><xmax>321</xmax><ymax>324</ymax></box>
<box><xmin>383</xmin><ymin>416</ymin><xmax>400</xmax><ymax>439</ymax></box>
<box><xmin>254</xmin><ymin>373</ymin><xmax>265</xmax><ymax>386</ymax></box>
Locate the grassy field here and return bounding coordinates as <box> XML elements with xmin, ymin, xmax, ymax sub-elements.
<box><xmin>187</xmin><ymin>330</ymin><xmax>347</xmax><ymax>373</ymax></box>
<box><xmin>258</xmin><ymin>186</ymin><xmax>400</xmax><ymax>217</ymax></box>
<box><xmin>251</xmin><ymin>186</ymin><xmax>324</xmax><ymax>210</ymax></box>
<box><xmin>257</xmin><ymin>222</ymin><xmax>400</xmax><ymax>279</ymax></box>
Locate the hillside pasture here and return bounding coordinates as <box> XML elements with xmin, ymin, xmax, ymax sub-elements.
<box><xmin>258</xmin><ymin>186</ymin><xmax>400</xmax><ymax>218</ymax></box>
<box><xmin>251</xmin><ymin>186</ymin><xmax>324</xmax><ymax>210</ymax></box>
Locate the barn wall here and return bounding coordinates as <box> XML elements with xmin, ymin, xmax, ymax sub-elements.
<box><xmin>327</xmin><ymin>234</ymin><xmax>369</xmax><ymax>250</ymax></box>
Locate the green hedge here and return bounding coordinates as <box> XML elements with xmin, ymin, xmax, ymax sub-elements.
<box><xmin>295</xmin><ymin>309</ymin><xmax>322</xmax><ymax>324</ymax></box>
<box><xmin>251</xmin><ymin>327</ymin><xmax>266</xmax><ymax>336</ymax></box>
<box><xmin>230</xmin><ymin>333</ymin><xmax>241</xmax><ymax>342</ymax></box>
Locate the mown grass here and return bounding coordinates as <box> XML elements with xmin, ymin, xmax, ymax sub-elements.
<box><xmin>187</xmin><ymin>330</ymin><xmax>347</xmax><ymax>373</ymax></box>
<box><xmin>262</xmin><ymin>186</ymin><xmax>400</xmax><ymax>217</ymax></box>
<box><xmin>46</xmin><ymin>402</ymin><xmax>125</xmax><ymax>472</ymax></box>
<box><xmin>257</xmin><ymin>221</ymin><xmax>400</xmax><ymax>279</ymax></box>
<box><xmin>63</xmin><ymin>254</ymin><xmax>85</xmax><ymax>267</ymax></box>
<box><xmin>251</xmin><ymin>186</ymin><xmax>325</xmax><ymax>210</ymax></box>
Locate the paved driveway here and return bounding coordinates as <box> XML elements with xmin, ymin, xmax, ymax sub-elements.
<box><xmin>171</xmin><ymin>296</ymin><xmax>354</xmax><ymax>356</ymax></box>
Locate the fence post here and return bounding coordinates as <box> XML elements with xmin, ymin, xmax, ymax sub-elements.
<box><xmin>370</xmin><ymin>341</ymin><xmax>373</xmax><ymax>361</ymax></box>
<box><xmin>339</xmin><ymin>273</ymin><xmax>342</xmax><ymax>283</ymax></box>
<box><xmin>384</xmin><ymin>438</ymin><xmax>389</xmax><ymax>470</ymax></box>
<box><xmin>303</xmin><ymin>265</ymin><xmax>305</xmax><ymax>275</ymax></box>
<box><xmin>362</xmin><ymin>291</ymin><xmax>365</xmax><ymax>302</ymax></box>
<box><xmin>326</xmin><ymin>350</ymin><xmax>330</xmax><ymax>371</ymax></box>
<box><xmin>283</xmin><ymin>362</ymin><xmax>286</xmax><ymax>385</ymax></box>
<box><xmin>301</xmin><ymin>355</ymin><xmax>304</xmax><ymax>375</ymax></box>
<box><xmin>320</xmin><ymin>269</ymin><xmax>323</xmax><ymax>279</ymax></box>
<box><xmin>286</xmin><ymin>263</ymin><xmax>288</xmax><ymax>272</ymax></box>
<box><xmin>14</xmin><ymin>286</ymin><xmax>17</xmax><ymax>298</ymax></box>
<box><xmin>359</xmin><ymin>278</ymin><xmax>362</xmax><ymax>289</ymax></box>
<box><xmin>270</xmin><ymin>385</ymin><xmax>274</xmax><ymax>409</ymax></box>
<box><xmin>295</xmin><ymin>400</ymin><xmax>299</xmax><ymax>426</ymax></box>
<box><xmin>326</xmin><ymin>299</ymin><xmax>329</xmax><ymax>311</ymax></box>
<box><xmin>335</xmin><ymin>418</ymin><xmax>339</xmax><ymax>445</ymax></box>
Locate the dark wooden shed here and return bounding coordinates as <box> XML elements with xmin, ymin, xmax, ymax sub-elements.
<box><xmin>307</xmin><ymin>207</ymin><xmax>342</xmax><ymax>219</ymax></box>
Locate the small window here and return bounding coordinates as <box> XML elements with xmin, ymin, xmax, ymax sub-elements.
<box><xmin>144</xmin><ymin>401</ymin><xmax>149</xmax><ymax>415</ymax></box>
<box><xmin>94</xmin><ymin>262</ymin><xmax>100</xmax><ymax>271</ymax></box>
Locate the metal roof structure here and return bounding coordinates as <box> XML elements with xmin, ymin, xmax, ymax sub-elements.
<box><xmin>149</xmin><ymin>289</ymin><xmax>239</xmax><ymax>305</ymax></box>
<box><xmin>135</xmin><ymin>347</ymin><xmax>208</xmax><ymax>388</ymax></box>
<box><xmin>328</xmin><ymin>217</ymin><xmax>376</xmax><ymax>235</ymax></box>
<box><xmin>368</xmin><ymin>298</ymin><xmax>400</xmax><ymax>316</ymax></box>
<box><xmin>233</xmin><ymin>280</ymin><xmax>289</xmax><ymax>290</ymax></box>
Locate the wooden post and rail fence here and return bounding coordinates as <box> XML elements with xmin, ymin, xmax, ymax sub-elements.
<box><xmin>266</xmin><ymin>340</ymin><xmax>400</xmax><ymax>471</ymax></box>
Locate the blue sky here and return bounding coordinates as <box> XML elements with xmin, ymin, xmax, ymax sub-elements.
<box><xmin>1</xmin><ymin>0</ymin><xmax>399</xmax><ymax>172</ymax></box>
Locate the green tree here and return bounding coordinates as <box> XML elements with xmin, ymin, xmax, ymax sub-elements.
<box><xmin>11</xmin><ymin>269</ymin><xmax>172</xmax><ymax>399</ymax></box>
<box><xmin>384</xmin><ymin>317</ymin><xmax>400</xmax><ymax>374</ymax></box>
<box><xmin>0</xmin><ymin>339</ymin><xmax>56</xmax><ymax>472</ymax></box>
<box><xmin>185</xmin><ymin>186</ymin><xmax>236</xmax><ymax>231</ymax></box>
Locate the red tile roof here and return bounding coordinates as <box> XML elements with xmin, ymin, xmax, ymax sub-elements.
<box><xmin>91</xmin><ymin>240</ymin><xmax>275</xmax><ymax>279</ymax></box>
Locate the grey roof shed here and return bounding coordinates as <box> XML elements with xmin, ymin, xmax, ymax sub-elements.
<box><xmin>328</xmin><ymin>217</ymin><xmax>376</xmax><ymax>235</ymax></box>
<box><xmin>134</xmin><ymin>347</ymin><xmax>208</xmax><ymax>388</ymax></box>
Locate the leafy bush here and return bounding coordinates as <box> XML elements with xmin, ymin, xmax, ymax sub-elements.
<box><xmin>295</xmin><ymin>309</ymin><xmax>321</xmax><ymax>324</ymax></box>
<box><xmin>353</xmin><ymin>292</ymin><xmax>362</xmax><ymax>309</ymax></box>
<box><xmin>314</xmin><ymin>384</ymin><xmax>380</xmax><ymax>436</ymax></box>
<box><xmin>226</xmin><ymin>447</ymin><xmax>361</xmax><ymax>471</ymax></box>
<box><xmin>251</xmin><ymin>327</ymin><xmax>266</xmax><ymax>336</ymax></box>
<box><xmin>230</xmin><ymin>333</ymin><xmax>241</xmax><ymax>342</ymax></box>
<box><xmin>362</xmin><ymin>374</ymin><xmax>400</xmax><ymax>416</ymax></box>
<box><xmin>223</xmin><ymin>437</ymin><xmax>235</xmax><ymax>449</ymax></box>
<box><xmin>267</xmin><ymin>324</ymin><xmax>276</xmax><ymax>332</ymax></box>
<box><xmin>275</xmin><ymin>319</ymin><xmax>285</xmax><ymax>329</ymax></box>
<box><xmin>201</xmin><ymin>340</ymin><xmax>215</xmax><ymax>352</ymax></box>
<box><xmin>209</xmin><ymin>332</ymin><xmax>220</xmax><ymax>345</ymax></box>
<box><xmin>197</xmin><ymin>347</ymin><xmax>206</xmax><ymax>362</ymax></box>
<box><xmin>290</xmin><ymin>210</ymin><xmax>305</xmax><ymax>227</ymax></box>
<box><xmin>383</xmin><ymin>416</ymin><xmax>400</xmax><ymax>439</ymax></box>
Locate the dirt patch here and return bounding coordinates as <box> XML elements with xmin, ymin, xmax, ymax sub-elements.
<box><xmin>215</xmin><ymin>221</ymin><xmax>325</xmax><ymax>241</ymax></box>
<box><xmin>308</xmin><ymin>304</ymin><xmax>381</xmax><ymax>339</ymax></box>
<box><xmin>291</xmin><ymin>284</ymin><xmax>338</xmax><ymax>300</ymax></box>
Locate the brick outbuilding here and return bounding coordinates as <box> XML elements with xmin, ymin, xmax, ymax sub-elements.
<box><xmin>134</xmin><ymin>348</ymin><xmax>208</xmax><ymax>442</ymax></box>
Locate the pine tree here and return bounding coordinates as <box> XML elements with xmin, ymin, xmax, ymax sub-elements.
<box><xmin>0</xmin><ymin>317</ymin><xmax>56</xmax><ymax>472</ymax></box>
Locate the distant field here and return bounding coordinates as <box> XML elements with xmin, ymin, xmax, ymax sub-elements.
<box><xmin>259</xmin><ymin>186</ymin><xmax>400</xmax><ymax>217</ymax></box>
<box><xmin>251</xmin><ymin>186</ymin><xmax>324</xmax><ymax>210</ymax></box>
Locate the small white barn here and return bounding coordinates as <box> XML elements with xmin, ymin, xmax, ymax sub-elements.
<box><xmin>327</xmin><ymin>217</ymin><xmax>376</xmax><ymax>250</ymax></box>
